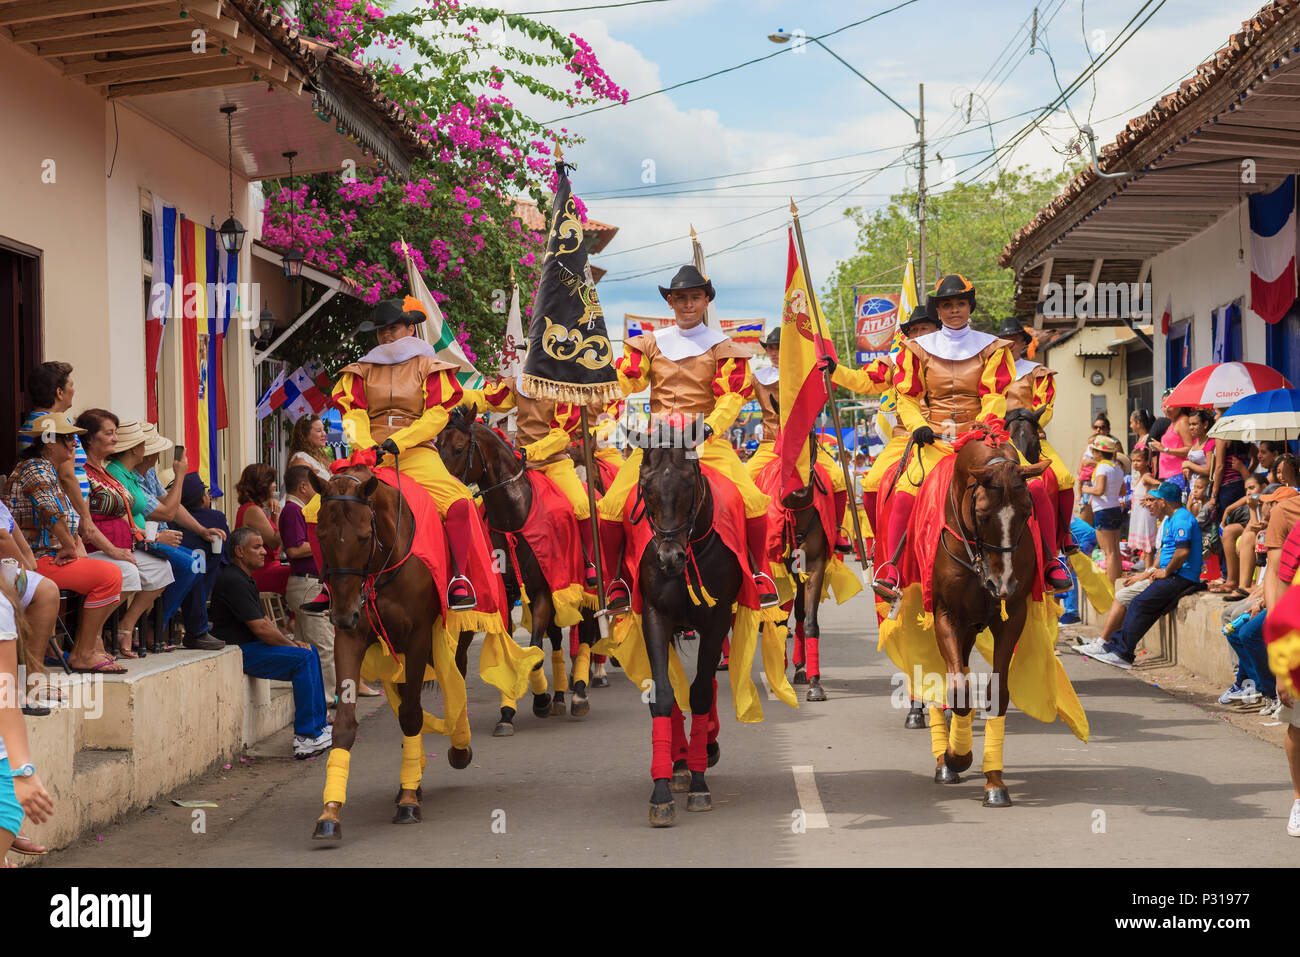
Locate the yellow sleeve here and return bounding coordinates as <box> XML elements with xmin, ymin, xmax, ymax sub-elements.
<box><xmin>703</xmin><ymin>355</ymin><xmax>753</xmax><ymax>435</ymax></box>
<box><xmin>332</xmin><ymin>373</ymin><xmax>374</xmax><ymax>450</ymax></box>
<box><xmin>892</xmin><ymin>346</ymin><xmax>930</xmax><ymax>434</ymax></box>
<box><xmin>524</xmin><ymin>428</ymin><xmax>571</xmax><ymax>463</ymax></box>
<box><xmin>614</xmin><ymin>342</ymin><xmax>650</xmax><ymax>396</ymax></box>
<box><xmin>386</xmin><ymin>369</ymin><xmax>463</xmax><ymax>451</ymax></box>
<box><xmin>1032</xmin><ymin>370</ymin><xmax>1056</xmax><ymax>427</ymax></box>
<box><xmin>831</xmin><ymin>357</ymin><xmax>891</xmax><ymax>396</ymax></box>
<box><xmin>976</xmin><ymin>346</ymin><xmax>1015</xmax><ymax>425</ymax></box>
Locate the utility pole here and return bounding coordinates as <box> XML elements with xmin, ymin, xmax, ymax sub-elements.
<box><xmin>917</xmin><ymin>82</ymin><xmax>927</xmax><ymax>300</ymax></box>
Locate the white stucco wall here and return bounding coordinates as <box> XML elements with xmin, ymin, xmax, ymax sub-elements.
<box><xmin>1041</xmin><ymin>325</ymin><xmax>1130</xmax><ymax>471</ymax></box>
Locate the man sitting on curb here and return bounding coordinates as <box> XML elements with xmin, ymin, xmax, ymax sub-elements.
<box><xmin>209</xmin><ymin>526</ymin><xmax>331</xmax><ymax>759</ymax></box>
<box><xmin>1073</xmin><ymin>496</ymin><xmax>1161</xmax><ymax>648</ymax></box>
<box><xmin>1087</xmin><ymin>481</ymin><xmax>1203</xmax><ymax>670</ymax></box>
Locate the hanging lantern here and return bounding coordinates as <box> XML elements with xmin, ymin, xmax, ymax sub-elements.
<box><xmin>281</xmin><ymin>149</ymin><xmax>304</xmax><ymax>280</ymax></box>
<box><xmin>216</xmin><ymin>105</ymin><xmax>246</xmax><ymax>255</ymax></box>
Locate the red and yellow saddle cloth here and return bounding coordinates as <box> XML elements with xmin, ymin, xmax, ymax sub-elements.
<box><xmin>1265</xmin><ymin>585</ymin><xmax>1300</xmax><ymax>700</ymax></box>
<box><xmin>593</xmin><ymin>465</ymin><xmax>797</xmax><ymax>722</ymax></box>
<box><xmin>487</xmin><ymin>468</ymin><xmax>595</xmax><ymax>631</ymax></box>
<box><xmin>754</xmin><ymin>457</ymin><xmax>862</xmax><ymax>607</ymax></box>
<box><xmin>876</xmin><ymin>450</ymin><xmax>1088</xmax><ymax>741</ymax></box>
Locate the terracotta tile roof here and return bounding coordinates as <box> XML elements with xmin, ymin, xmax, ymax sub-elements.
<box><xmin>512</xmin><ymin>198</ymin><xmax>619</xmax><ymax>253</ymax></box>
<box><xmin>999</xmin><ymin>0</ymin><xmax>1300</xmax><ymax>268</ymax></box>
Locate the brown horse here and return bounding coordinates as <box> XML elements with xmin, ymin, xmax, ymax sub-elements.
<box><xmin>438</xmin><ymin>405</ymin><xmax>598</xmax><ymax>734</ymax></box>
<box><xmin>928</xmin><ymin>429</ymin><xmax>1049</xmax><ymax>807</ymax></box>
<box><xmin>632</xmin><ymin>426</ymin><xmax>738</xmax><ymax>826</ymax></box>
<box><xmin>776</xmin><ymin>444</ymin><xmax>830</xmax><ymax>703</ymax></box>
<box><xmin>308</xmin><ymin>466</ymin><xmax>474</xmax><ymax>840</ymax></box>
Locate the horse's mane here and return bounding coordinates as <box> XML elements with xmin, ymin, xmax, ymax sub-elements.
<box><xmin>1004</xmin><ymin>407</ymin><xmax>1040</xmax><ymax>429</ymax></box>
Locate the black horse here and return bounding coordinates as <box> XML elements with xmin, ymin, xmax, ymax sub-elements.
<box><xmin>775</xmin><ymin>442</ymin><xmax>831</xmax><ymax>703</ymax></box>
<box><xmin>632</xmin><ymin>426</ymin><xmax>738</xmax><ymax>827</ymax></box>
<box><xmin>1005</xmin><ymin>407</ymin><xmax>1043</xmax><ymax>466</ymax></box>
<box><xmin>437</xmin><ymin>405</ymin><xmax>598</xmax><ymax>735</ymax></box>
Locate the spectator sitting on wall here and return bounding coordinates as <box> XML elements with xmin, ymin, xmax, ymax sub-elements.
<box><xmin>1256</xmin><ymin>441</ymin><xmax>1283</xmax><ymax>483</ymax></box>
<box><xmin>0</xmin><ymin>497</ymin><xmax>63</xmax><ymax>716</ymax></box>
<box><xmin>1275</xmin><ymin>452</ymin><xmax>1300</xmax><ymax>490</ymax></box>
<box><xmin>234</xmin><ymin>464</ymin><xmax>290</xmax><ymax>596</ymax></box>
<box><xmin>178</xmin><ymin>473</ymin><xmax>229</xmax><ymax>646</ymax></box>
<box><xmin>1088</xmin><ymin>481</ymin><xmax>1204</xmax><ymax>670</ymax></box>
<box><xmin>1217</xmin><ymin>473</ymin><xmax>1268</xmax><ymax>600</ymax></box>
<box><xmin>1074</xmin><ymin>495</ymin><xmax>1165</xmax><ymax>649</ymax></box>
<box><xmin>208</xmin><ymin>527</ymin><xmax>330</xmax><ymax>759</ymax></box>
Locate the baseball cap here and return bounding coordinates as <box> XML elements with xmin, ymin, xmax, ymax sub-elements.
<box><xmin>1144</xmin><ymin>481</ymin><xmax>1183</xmax><ymax>503</ymax></box>
<box><xmin>1261</xmin><ymin>484</ymin><xmax>1299</xmax><ymax>503</ymax></box>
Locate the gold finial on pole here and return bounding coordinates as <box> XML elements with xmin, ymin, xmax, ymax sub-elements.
<box><xmin>553</xmin><ymin>141</ymin><xmax>564</xmax><ymax>159</ymax></box>
<box><xmin>689</xmin><ymin>223</ymin><xmax>697</xmax><ymax>239</ymax></box>
<box><xmin>789</xmin><ymin>197</ymin><xmax>799</xmax><ymax>217</ymax></box>
<box><xmin>510</xmin><ymin>263</ymin><xmax>516</xmax><ymax>284</ymax></box>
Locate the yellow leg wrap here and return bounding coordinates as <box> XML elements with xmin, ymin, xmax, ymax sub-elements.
<box><xmin>323</xmin><ymin>748</ymin><xmax>351</xmax><ymax>806</ymax></box>
<box><xmin>982</xmin><ymin>715</ymin><xmax>1006</xmax><ymax>773</ymax></box>
<box><xmin>573</xmin><ymin>643</ymin><xmax>591</xmax><ymax>686</ymax></box>
<box><xmin>551</xmin><ymin>648</ymin><xmax>568</xmax><ymax>692</ymax></box>
<box><xmin>928</xmin><ymin>706</ymin><xmax>948</xmax><ymax>759</ymax></box>
<box><xmin>500</xmin><ymin>691</ymin><xmax>517</xmax><ymax>710</ymax></box>
<box><xmin>948</xmin><ymin>710</ymin><xmax>973</xmax><ymax>756</ymax></box>
<box><xmin>400</xmin><ymin>734</ymin><xmax>424</xmax><ymax>792</ymax></box>
<box><xmin>530</xmin><ymin>665</ymin><xmax>548</xmax><ymax>695</ymax></box>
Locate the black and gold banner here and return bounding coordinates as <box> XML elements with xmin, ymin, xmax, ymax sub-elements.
<box><xmin>521</xmin><ymin>160</ymin><xmax>622</xmax><ymax>404</ymax></box>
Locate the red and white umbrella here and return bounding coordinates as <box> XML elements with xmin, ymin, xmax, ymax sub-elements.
<box><xmin>1165</xmin><ymin>362</ymin><xmax>1293</xmax><ymax>409</ymax></box>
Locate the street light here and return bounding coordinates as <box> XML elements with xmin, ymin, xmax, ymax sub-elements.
<box><xmin>767</xmin><ymin>28</ymin><xmax>929</xmax><ymax>293</ymax></box>
<box><xmin>217</xmin><ymin>105</ymin><xmax>246</xmax><ymax>255</ymax></box>
<box><xmin>281</xmin><ymin>150</ymin><xmax>304</xmax><ymax>280</ymax></box>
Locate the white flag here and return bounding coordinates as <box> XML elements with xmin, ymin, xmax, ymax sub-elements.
<box><xmin>400</xmin><ymin>239</ymin><xmax>484</xmax><ymax>389</ymax></box>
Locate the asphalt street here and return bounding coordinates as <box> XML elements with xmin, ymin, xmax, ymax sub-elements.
<box><xmin>46</xmin><ymin>590</ymin><xmax>1297</xmax><ymax>867</ymax></box>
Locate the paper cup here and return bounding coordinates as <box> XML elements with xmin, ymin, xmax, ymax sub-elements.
<box><xmin>145</xmin><ymin>521</ymin><xmax>158</xmax><ymax>542</ymax></box>
<box><xmin>211</xmin><ymin>537</ymin><xmax>223</xmax><ymax>554</ymax></box>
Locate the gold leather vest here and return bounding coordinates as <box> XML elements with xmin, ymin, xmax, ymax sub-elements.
<box><xmin>903</xmin><ymin>336</ymin><xmax>1011</xmax><ymax>436</ymax></box>
<box><xmin>628</xmin><ymin>331</ymin><xmax>751</xmax><ymax>416</ymax></box>
<box><xmin>339</xmin><ymin>354</ymin><xmax>457</xmax><ymax>446</ymax></box>
<box><xmin>754</xmin><ymin>377</ymin><xmax>779</xmax><ymax>437</ymax></box>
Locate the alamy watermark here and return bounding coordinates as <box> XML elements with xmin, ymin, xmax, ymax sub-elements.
<box><xmin>1039</xmin><ymin>276</ymin><xmax>1151</xmax><ymax>322</ymax></box>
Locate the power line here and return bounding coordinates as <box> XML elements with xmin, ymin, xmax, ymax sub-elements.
<box><xmin>539</xmin><ymin>0</ymin><xmax>923</xmax><ymax>124</ymax></box>
<box><xmin>503</xmin><ymin>0</ymin><xmax>672</xmax><ymax>13</ymax></box>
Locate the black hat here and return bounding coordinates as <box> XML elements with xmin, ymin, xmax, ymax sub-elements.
<box><xmin>899</xmin><ymin>304</ymin><xmax>933</xmax><ymax>334</ymax></box>
<box><xmin>358</xmin><ymin>295</ymin><xmax>429</xmax><ymax>334</ymax></box>
<box><xmin>658</xmin><ymin>264</ymin><xmax>715</xmax><ymax>302</ymax></box>
<box><xmin>927</xmin><ymin>273</ymin><xmax>976</xmax><ymax>315</ymax></box>
<box><xmin>763</xmin><ymin>327</ymin><xmax>781</xmax><ymax>348</ymax></box>
<box><xmin>997</xmin><ymin>317</ymin><xmax>1032</xmax><ymax>341</ymax></box>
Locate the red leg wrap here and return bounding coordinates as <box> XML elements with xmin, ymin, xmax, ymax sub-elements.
<box><xmin>593</xmin><ymin>654</ymin><xmax>606</xmax><ymax>663</ymax></box>
<box><xmin>688</xmin><ymin>712</ymin><xmax>711</xmax><ymax>772</ymax></box>
<box><xmin>721</xmin><ymin>636</ymin><xmax>730</xmax><ymax>660</ymax></box>
<box><xmin>806</xmin><ymin>634</ymin><xmax>820</xmax><ymax>679</ymax></box>
<box><xmin>1028</xmin><ymin>478</ymin><xmax>1058</xmax><ymax>561</ymax></box>
<box><xmin>599</xmin><ymin>518</ymin><xmax>625</xmax><ymax>584</ymax></box>
<box><xmin>651</xmin><ymin>716</ymin><xmax>673</xmax><ymax>781</ymax></box>
<box><xmin>670</xmin><ymin>704</ymin><xmax>688</xmax><ymax>761</ymax></box>
<box><xmin>568</xmin><ymin>626</ymin><xmax>579</xmax><ymax>658</ymax></box>
<box><xmin>886</xmin><ymin>491</ymin><xmax>916</xmax><ymax>564</ymax></box>
<box><xmin>793</xmin><ymin>620</ymin><xmax>806</xmax><ymax>666</ymax></box>
<box><xmin>1057</xmin><ymin>487</ymin><xmax>1075</xmax><ymax>549</ymax></box>
<box><xmin>708</xmin><ymin>678</ymin><xmax>720</xmax><ymax>744</ymax></box>
<box><xmin>307</xmin><ymin>523</ymin><xmax>324</xmax><ymax>575</ymax></box>
<box><xmin>745</xmin><ymin>514</ymin><xmax>772</xmax><ymax>566</ymax></box>
<box><xmin>576</xmin><ymin>514</ymin><xmax>594</xmax><ymax>565</ymax></box>
<box><xmin>444</xmin><ymin>499</ymin><xmax>479</xmax><ymax>575</ymax></box>
<box><xmin>833</xmin><ymin>488</ymin><xmax>848</xmax><ymax>529</ymax></box>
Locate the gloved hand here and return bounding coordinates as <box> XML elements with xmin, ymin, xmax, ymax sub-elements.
<box><xmin>701</xmin><ymin>423</ymin><xmax>714</xmax><ymax>441</ymax></box>
<box><xmin>818</xmin><ymin>355</ymin><xmax>837</xmax><ymax>376</ymax></box>
<box><xmin>380</xmin><ymin>438</ymin><xmax>400</xmax><ymax>458</ymax></box>
<box><xmin>911</xmin><ymin>426</ymin><xmax>936</xmax><ymax>447</ymax></box>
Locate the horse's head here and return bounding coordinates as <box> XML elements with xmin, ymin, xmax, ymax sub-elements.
<box><xmin>955</xmin><ymin>437</ymin><xmax>1050</xmax><ymax>599</ymax></box>
<box><xmin>1004</xmin><ymin>407</ymin><xmax>1043</xmax><ymax>464</ymax></box>
<box><xmin>310</xmin><ymin>466</ymin><xmax>380</xmax><ymax>631</ymax></box>
<box><xmin>636</xmin><ymin>421</ymin><xmax>704</xmax><ymax>578</ymax></box>
<box><xmin>437</xmin><ymin>404</ymin><xmax>489</xmax><ymax>486</ymax></box>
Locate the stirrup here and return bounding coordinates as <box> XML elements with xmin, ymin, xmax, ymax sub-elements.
<box><xmin>871</xmin><ymin>563</ymin><xmax>901</xmax><ymax>603</ymax></box>
<box><xmin>754</xmin><ymin>572</ymin><xmax>779</xmax><ymax>609</ymax></box>
<box><xmin>446</xmin><ymin>575</ymin><xmax>477</xmax><ymax>612</ymax></box>
<box><xmin>300</xmin><ymin>587</ymin><xmax>331</xmax><ymax>613</ymax></box>
<box><xmin>603</xmin><ymin>579</ymin><xmax>631</xmax><ymax>615</ymax></box>
<box><xmin>1045</xmin><ymin>558</ymin><xmax>1072</xmax><ymax>594</ymax></box>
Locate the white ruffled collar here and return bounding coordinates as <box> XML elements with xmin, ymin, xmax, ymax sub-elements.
<box><xmin>753</xmin><ymin>365</ymin><xmax>779</xmax><ymax>386</ymax></box>
<box><xmin>1013</xmin><ymin>358</ymin><xmax>1041</xmax><ymax>381</ymax></box>
<box><xmin>359</xmin><ymin>336</ymin><xmax>439</xmax><ymax>366</ymax></box>
<box><xmin>912</xmin><ymin>323</ymin><xmax>998</xmax><ymax>362</ymax></box>
<box><xmin>654</xmin><ymin>322</ymin><xmax>728</xmax><ymax>361</ymax></box>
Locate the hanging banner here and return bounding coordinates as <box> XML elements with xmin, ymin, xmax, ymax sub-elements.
<box><xmin>854</xmin><ymin>292</ymin><xmax>901</xmax><ymax>355</ymax></box>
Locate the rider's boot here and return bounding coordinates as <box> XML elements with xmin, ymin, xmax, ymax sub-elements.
<box><xmin>832</xmin><ymin>488</ymin><xmax>853</xmax><ymax>553</ymax></box>
<box><xmin>443</xmin><ymin>500</ymin><xmax>480</xmax><ymax>611</ymax></box>
<box><xmin>1028</xmin><ymin>478</ymin><xmax>1071</xmax><ymax>593</ymax></box>
<box><xmin>300</xmin><ymin>584</ymin><xmax>331</xmax><ymax>613</ymax></box>
<box><xmin>577</xmin><ymin>514</ymin><xmax>598</xmax><ymax>589</ymax></box>
<box><xmin>1056</xmin><ymin>487</ymin><xmax>1076</xmax><ymax>551</ymax></box>
<box><xmin>873</xmin><ymin>490</ymin><xmax>915</xmax><ymax>601</ymax></box>
<box><xmin>745</xmin><ymin>515</ymin><xmax>779</xmax><ymax>608</ymax></box>
<box><xmin>599</xmin><ymin>518</ymin><xmax>630</xmax><ymax>613</ymax></box>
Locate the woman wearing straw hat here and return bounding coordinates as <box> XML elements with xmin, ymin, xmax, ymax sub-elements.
<box><xmin>1080</xmin><ymin>434</ymin><xmax>1126</xmax><ymax>586</ymax></box>
<box><xmin>5</xmin><ymin>414</ymin><xmax>124</xmax><ymax>673</ymax></box>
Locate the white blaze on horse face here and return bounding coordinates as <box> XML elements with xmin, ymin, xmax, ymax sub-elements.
<box><xmin>995</xmin><ymin>504</ymin><xmax>1016</xmax><ymax>593</ymax></box>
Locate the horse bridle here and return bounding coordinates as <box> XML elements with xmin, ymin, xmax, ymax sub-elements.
<box><xmin>633</xmin><ymin>462</ymin><xmax>708</xmax><ymax>549</ymax></box>
<box><xmin>939</xmin><ymin>458</ymin><xmax>1030</xmax><ymax>593</ymax></box>
<box><xmin>447</xmin><ymin>421</ymin><xmax>529</xmax><ymax>497</ymax></box>
<box><xmin>318</xmin><ymin>472</ymin><xmax>406</xmax><ymax>602</ymax></box>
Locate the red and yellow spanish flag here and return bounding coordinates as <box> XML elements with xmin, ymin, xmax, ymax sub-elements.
<box><xmin>777</xmin><ymin>228</ymin><xmax>837</xmax><ymax>499</ymax></box>
<box><xmin>1264</xmin><ymin>584</ymin><xmax>1300</xmax><ymax>700</ymax></box>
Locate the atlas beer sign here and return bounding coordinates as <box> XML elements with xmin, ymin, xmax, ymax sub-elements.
<box><xmin>855</xmin><ymin>292</ymin><xmax>900</xmax><ymax>353</ymax></box>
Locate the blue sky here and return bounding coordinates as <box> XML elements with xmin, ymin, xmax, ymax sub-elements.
<box><xmin>452</xmin><ymin>0</ymin><xmax>1263</xmax><ymax>334</ymax></box>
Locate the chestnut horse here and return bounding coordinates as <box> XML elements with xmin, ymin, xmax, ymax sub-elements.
<box><xmin>776</xmin><ymin>446</ymin><xmax>830</xmax><ymax>703</ymax></box>
<box><xmin>308</xmin><ymin>466</ymin><xmax>474</xmax><ymax>840</ymax></box>
<box><xmin>437</xmin><ymin>405</ymin><xmax>598</xmax><ymax>734</ymax></box>
<box><xmin>928</xmin><ymin>429</ymin><xmax>1049</xmax><ymax>807</ymax></box>
<box><xmin>633</xmin><ymin>428</ymin><xmax>737</xmax><ymax>826</ymax></box>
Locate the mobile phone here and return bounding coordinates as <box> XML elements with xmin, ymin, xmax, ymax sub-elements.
<box><xmin>174</xmin><ymin>445</ymin><xmax>185</xmax><ymax>463</ymax></box>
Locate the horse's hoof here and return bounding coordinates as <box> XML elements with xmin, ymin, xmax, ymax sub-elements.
<box><xmin>570</xmin><ymin>695</ymin><xmax>590</xmax><ymax>717</ymax></box>
<box><xmin>550</xmin><ymin>697</ymin><xmax>567</xmax><ymax>716</ymax></box>
<box><xmin>944</xmin><ymin>750</ymin><xmax>973</xmax><ymax>774</ymax></box>
<box><xmin>492</xmin><ymin>721</ymin><xmax>515</xmax><ymax>737</ymax></box>
<box><xmin>591</xmin><ymin>675</ymin><xmax>609</xmax><ymax>689</ymax></box>
<box><xmin>806</xmin><ymin>679</ymin><xmax>827</xmax><ymax>702</ymax></box>
<box><xmin>447</xmin><ymin>745</ymin><xmax>472</xmax><ymax>770</ymax></box>
<box><xmin>934</xmin><ymin>764</ymin><xmax>961</xmax><ymax>785</ymax></box>
<box><xmin>532</xmin><ymin>693</ymin><xmax>552</xmax><ymax>718</ymax></box>
<box><xmin>792</xmin><ymin>667</ymin><xmax>808</xmax><ymax>685</ymax></box>
<box><xmin>686</xmin><ymin>791</ymin><xmax>713</xmax><ymax>812</ymax></box>
<box><xmin>707</xmin><ymin>741</ymin><xmax>720</xmax><ymax>768</ymax></box>
<box><xmin>394</xmin><ymin>786</ymin><xmax>423</xmax><ymax>804</ymax></box>
<box><xmin>983</xmin><ymin>787</ymin><xmax>1013</xmax><ymax>808</ymax></box>
<box><xmin>312</xmin><ymin>819</ymin><xmax>342</xmax><ymax>841</ymax></box>
<box><xmin>670</xmin><ymin>761</ymin><xmax>691</xmax><ymax>792</ymax></box>
<box><xmin>649</xmin><ymin>801</ymin><xmax>677</xmax><ymax>827</ymax></box>
<box><xmin>392</xmin><ymin>804</ymin><xmax>422</xmax><ymax>824</ymax></box>
<box><xmin>904</xmin><ymin>708</ymin><xmax>927</xmax><ymax>730</ymax></box>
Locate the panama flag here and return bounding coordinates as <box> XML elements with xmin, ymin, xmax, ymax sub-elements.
<box><xmin>777</xmin><ymin>228</ymin><xmax>838</xmax><ymax>499</ymax></box>
<box><xmin>256</xmin><ymin>367</ymin><xmax>288</xmax><ymax>420</ymax></box>
<box><xmin>147</xmin><ymin>195</ymin><xmax>178</xmax><ymax>424</ymax></box>
<box><xmin>281</xmin><ymin>361</ymin><xmax>331</xmax><ymax>421</ymax></box>
<box><xmin>179</xmin><ymin>218</ymin><xmax>234</xmax><ymax>498</ymax></box>
<box><xmin>1249</xmin><ymin>174</ymin><xmax>1296</xmax><ymax>325</ymax></box>
<box><xmin>399</xmin><ymin>239</ymin><xmax>485</xmax><ymax>389</ymax></box>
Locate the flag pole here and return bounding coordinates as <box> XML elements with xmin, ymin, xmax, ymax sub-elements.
<box><xmin>579</xmin><ymin>407</ymin><xmax>609</xmax><ymax>635</ymax></box>
<box><xmin>790</xmin><ymin>199</ymin><xmax>868</xmax><ymax>570</ymax></box>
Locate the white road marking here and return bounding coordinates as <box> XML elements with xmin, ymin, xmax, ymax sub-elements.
<box><xmin>758</xmin><ymin>669</ymin><xmax>777</xmax><ymax>700</ymax></box>
<box><xmin>791</xmin><ymin>765</ymin><xmax>829</xmax><ymax>828</ymax></box>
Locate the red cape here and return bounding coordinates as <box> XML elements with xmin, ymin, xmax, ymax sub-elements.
<box><xmin>485</xmin><ymin>469</ymin><xmax>585</xmax><ymax>600</ymax></box>
<box><xmin>755</xmin><ymin>456</ymin><xmax>837</xmax><ymax>561</ymax></box>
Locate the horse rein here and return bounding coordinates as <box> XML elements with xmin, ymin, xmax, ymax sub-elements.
<box><xmin>319</xmin><ymin>466</ymin><xmax>411</xmax><ymax>605</ymax></box>
<box><xmin>450</xmin><ymin>422</ymin><xmax>529</xmax><ymax>498</ymax></box>
<box><xmin>939</xmin><ymin>459</ymin><xmax>1030</xmax><ymax>592</ymax></box>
